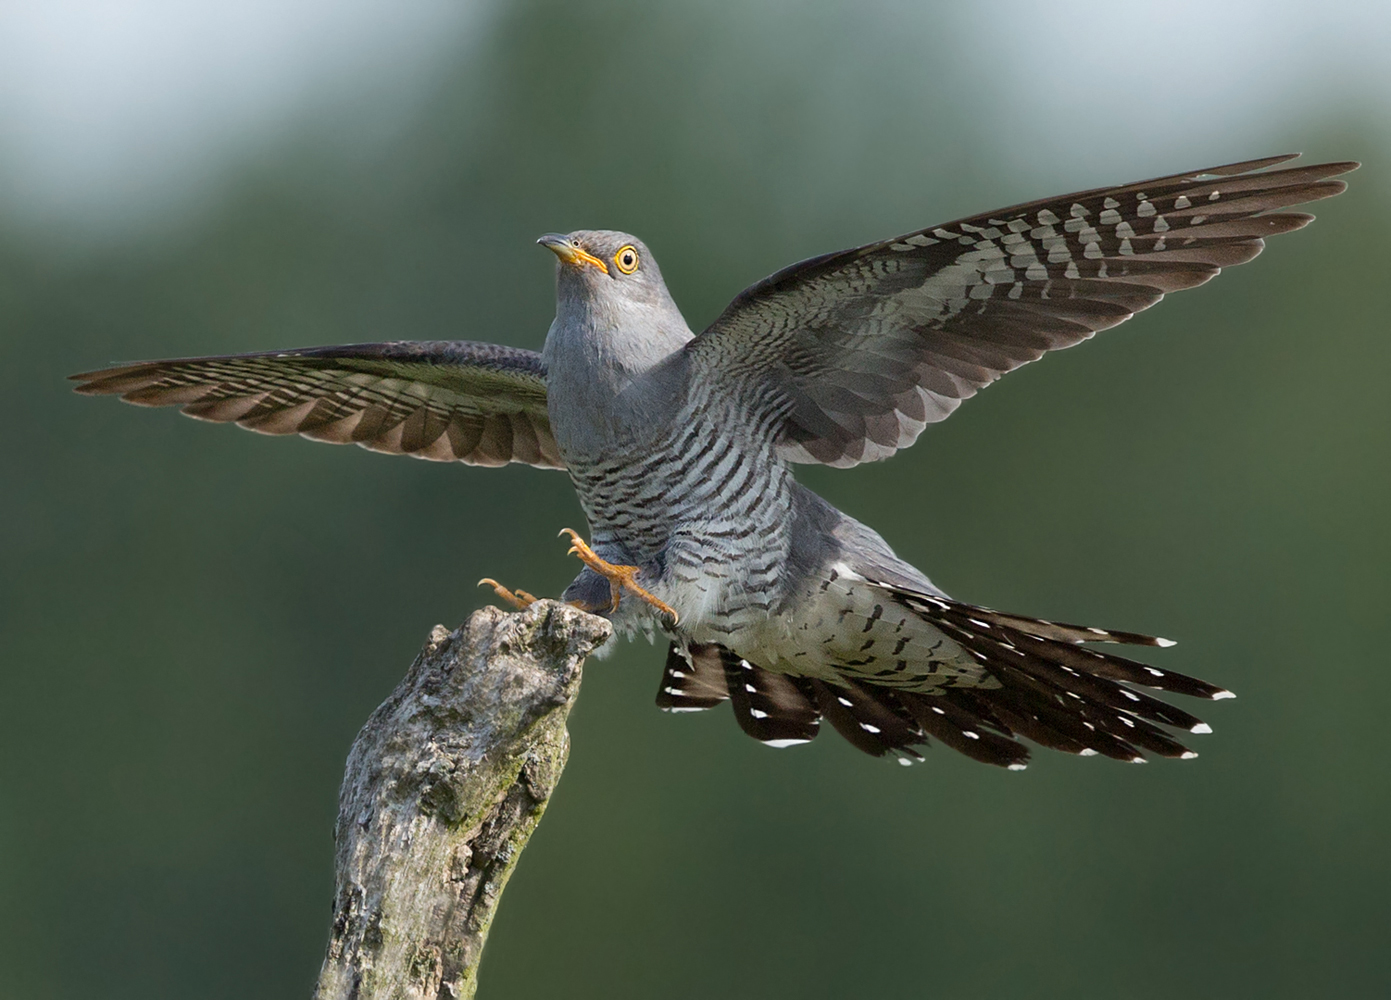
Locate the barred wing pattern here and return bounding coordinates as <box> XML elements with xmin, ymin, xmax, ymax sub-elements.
<box><xmin>71</xmin><ymin>340</ymin><xmax>564</xmax><ymax>469</ymax></box>
<box><xmin>688</xmin><ymin>154</ymin><xmax>1356</xmax><ymax>467</ymax></box>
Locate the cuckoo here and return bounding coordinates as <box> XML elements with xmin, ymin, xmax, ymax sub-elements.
<box><xmin>73</xmin><ymin>155</ymin><xmax>1355</xmax><ymax>769</ymax></box>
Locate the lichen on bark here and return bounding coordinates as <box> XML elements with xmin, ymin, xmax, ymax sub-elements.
<box><xmin>313</xmin><ymin>600</ymin><xmax>611</xmax><ymax>1000</ymax></box>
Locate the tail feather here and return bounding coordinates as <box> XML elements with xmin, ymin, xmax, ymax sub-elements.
<box><xmin>945</xmin><ymin>688</ymin><xmax>1093</xmax><ymax>757</ymax></box>
<box><xmin>655</xmin><ymin>643</ymin><xmax>729</xmax><ymax>712</ymax></box>
<box><xmin>808</xmin><ymin>678</ymin><xmax>924</xmax><ymax>761</ymax></box>
<box><xmin>914</xmin><ymin>596</ymin><xmax>1233</xmax><ymax>701</ymax></box>
<box><xmin>724</xmin><ymin>653</ymin><xmax>821</xmax><ymax>747</ymax></box>
<box><xmin>955</xmin><ymin>685</ymin><xmax>1155</xmax><ymax>762</ymax></box>
<box><xmin>896</xmin><ymin>690</ymin><xmax>1031</xmax><ymax>768</ymax></box>
<box><xmin>656</xmin><ymin>588</ymin><xmax>1228</xmax><ymax>769</ymax></box>
<box><xmin>921</xmin><ymin>601</ymin><xmax>1207</xmax><ymax>761</ymax></box>
<box><xmin>935</xmin><ymin>603</ymin><xmax>1175</xmax><ymax>648</ymax></box>
<box><xmin>931</xmin><ymin>618</ymin><xmax>1208</xmax><ymax>735</ymax></box>
<box><xmin>1004</xmin><ymin>629</ymin><xmax>1230</xmax><ymax>701</ymax></box>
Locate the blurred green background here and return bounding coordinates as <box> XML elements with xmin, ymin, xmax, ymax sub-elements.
<box><xmin>2</xmin><ymin>2</ymin><xmax>1388</xmax><ymax>997</ymax></box>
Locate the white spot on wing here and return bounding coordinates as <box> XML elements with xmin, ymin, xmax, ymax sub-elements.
<box><xmin>830</xmin><ymin>561</ymin><xmax>866</xmax><ymax>583</ymax></box>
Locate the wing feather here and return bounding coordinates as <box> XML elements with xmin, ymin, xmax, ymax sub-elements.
<box><xmin>687</xmin><ymin>155</ymin><xmax>1356</xmax><ymax>467</ymax></box>
<box><xmin>71</xmin><ymin>340</ymin><xmax>564</xmax><ymax>470</ymax></box>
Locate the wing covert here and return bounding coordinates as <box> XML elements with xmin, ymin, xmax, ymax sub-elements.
<box><xmin>687</xmin><ymin>154</ymin><xmax>1356</xmax><ymax>467</ymax></box>
<box><xmin>71</xmin><ymin>340</ymin><xmax>564</xmax><ymax>469</ymax></box>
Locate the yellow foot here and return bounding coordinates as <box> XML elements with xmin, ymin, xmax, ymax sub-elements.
<box><xmin>558</xmin><ymin>528</ymin><xmax>679</xmax><ymax>625</ymax></box>
<box><xmin>477</xmin><ymin>578</ymin><xmax>538</xmax><ymax>611</ymax></box>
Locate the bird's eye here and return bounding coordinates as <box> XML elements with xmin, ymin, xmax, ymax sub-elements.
<box><xmin>614</xmin><ymin>245</ymin><xmax>639</xmax><ymax>274</ymax></box>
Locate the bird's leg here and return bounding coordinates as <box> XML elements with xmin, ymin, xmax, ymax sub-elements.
<box><xmin>477</xmin><ymin>578</ymin><xmax>538</xmax><ymax>611</ymax></box>
<box><xmin>558</xmin><ymin>528</ymin><xmax>679</xmax><ymax>625</ymax></box>
<box><xmin>479</xmin><ymin>576</ymin><xmax>607</xmax><ymax>617</ymax></box>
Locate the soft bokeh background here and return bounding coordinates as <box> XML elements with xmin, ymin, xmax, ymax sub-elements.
<box><xmin>3</xmin><ymin>2</ymin><xmax>1388</xmax><ymax>997</ymax></box>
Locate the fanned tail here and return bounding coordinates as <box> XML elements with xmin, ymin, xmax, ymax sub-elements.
<box><xmin>655</xmin><ymin>593</ymin><xmax>1232</xmax><ymax>769</ymax></box>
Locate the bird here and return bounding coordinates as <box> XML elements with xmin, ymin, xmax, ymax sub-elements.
<box><xmin>72</xmin><ymin>154</ymin><xmax>1355</xmax><ymax>769</ymax></box>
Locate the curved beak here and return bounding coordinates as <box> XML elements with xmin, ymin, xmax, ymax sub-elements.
<box><xmin>537</xmin><ymin>233</ymin><xmax>609</xmax><ymax>274</ymax></box>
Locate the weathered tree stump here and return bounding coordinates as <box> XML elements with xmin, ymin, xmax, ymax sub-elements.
<box><xmin>313</xmin><ymin>600</ymin><xmax>612</xmax><ymax>1000</ymax></box>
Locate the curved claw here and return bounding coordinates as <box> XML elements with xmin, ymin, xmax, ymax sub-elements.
<box><xmin>558</xmin><ymin>527</ymin><xmax>587</xmax><ymax>561</ymax></box>
<box><xmin>556</xmin><ymin>527</ymin><xmax>680</xmax><ymax>625</ymax></box>
<box><xmin>477</xmin><ymin>577</ymin><xmax>537</xmax><ymax>611</ymax></box>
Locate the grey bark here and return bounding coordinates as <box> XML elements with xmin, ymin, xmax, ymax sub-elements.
<box><xmin>313</xmin><ymin>600</ymin><xmax>612</xmax><ymax>1000</ymax></box>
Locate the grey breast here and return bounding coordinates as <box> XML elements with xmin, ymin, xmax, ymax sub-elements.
<box><xmin>563</xmin><ymin>361</ymin><xmax>799</xmax><ymax>636</ymax></box>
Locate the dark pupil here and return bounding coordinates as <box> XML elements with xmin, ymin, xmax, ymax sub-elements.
<box><xmin>623</xmin><ymin>252</ymin><xmax>634</xmax><ymax>266</ymax></box>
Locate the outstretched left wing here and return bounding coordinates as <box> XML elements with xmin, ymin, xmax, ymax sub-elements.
<box><xmin>71</xmin><ymin>340</ymin><xmax>564</xmax><ymax>468</ymax></box>
<box><xmin>686</xmin><ymin>154</ymin><xmax>1355</xmax><ymax>467</ymax></box>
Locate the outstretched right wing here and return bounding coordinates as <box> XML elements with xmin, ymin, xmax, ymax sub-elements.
<box><xmin>685</xmin><ymin>155</ymin><xmax>1355</xmax><ymax>467</ymax></box>
<box><xmin>71</xmin><ymin>340</ymin><xmax>564</xmax><ymax>468</ymax></box>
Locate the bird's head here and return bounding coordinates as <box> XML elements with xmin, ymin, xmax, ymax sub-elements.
<box><xmin>538</xmin><ymin>230</ymin><xmax>673</xmax><ymax>314</ymax></box>
<box><xmin>538</xmin><ymin>229</ymin><xmax>693</xmax><ymax>378</ymax></box>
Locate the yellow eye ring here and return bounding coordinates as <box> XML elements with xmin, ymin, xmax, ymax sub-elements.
<box><xmin>614</xmin><ymin>245</ymin><xmax>640</xmax><ymax>274</ymax></box>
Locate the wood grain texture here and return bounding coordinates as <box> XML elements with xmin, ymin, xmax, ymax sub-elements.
<box><xmin>313</xmin><ymin>600</ymin><xmax>611</xmax><ymax>1000</ymax></box>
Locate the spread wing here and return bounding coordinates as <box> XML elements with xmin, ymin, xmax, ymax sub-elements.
<box><xmin>71</xmin><ymin>340</ymin><xmax>564</xmax><ymax>469</ymax></box>
<box><xmin>686</xmin><ymin>154</ymin><xmax>1356</xmax><ymax>467</ymax></box>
